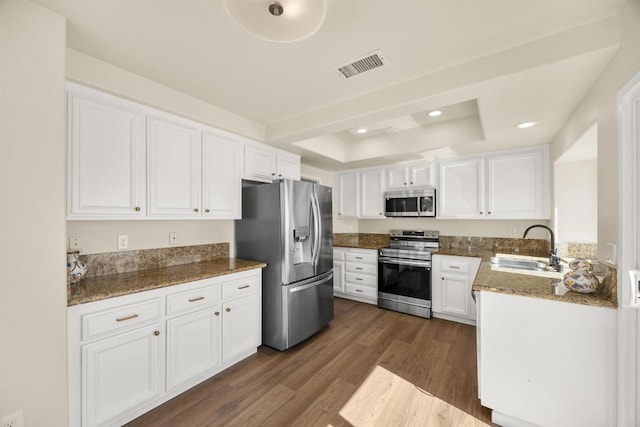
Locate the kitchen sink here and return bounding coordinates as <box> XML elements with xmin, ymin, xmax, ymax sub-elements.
<box><xmin>490</xmin><ymin>257</ymin><xmax>548</xmax><ymax>271</ymax></box>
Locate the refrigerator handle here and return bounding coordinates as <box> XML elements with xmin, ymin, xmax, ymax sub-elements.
<box><xmin>311</xmin><ymin>192</ymin><xmax>321</xmax><ymax>267</ymax></box>
<box><xmin>628</xmin><ymin>270</ymin><xmax>640</xmax><ymax>306</ymax></box>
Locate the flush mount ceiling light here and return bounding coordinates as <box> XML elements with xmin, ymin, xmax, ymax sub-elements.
<box><xmin>224</xmin><ymin>0</ymin><xmax>327</xmax><ymax>43</ymax></box>
<box><xmin>355</xmin><ymin>128</ymin><xmax>368</xmax><ymax>134</ymax></box>
<box><xmin>517</xmin><ymin>121</ymin><xmax>536</xmax><ymax>129</ymax></box>
<box><xmin>428</xmin><ymin>110</ymin><xmax>442</xmax><ymax>117</ymax></box>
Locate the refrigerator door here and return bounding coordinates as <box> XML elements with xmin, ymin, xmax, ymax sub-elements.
<box><xmin>314</xmin><ymin>183</ymin><xmax>334</xmax><ymax>276</ymax></box>
<box><xmin>282</xmin><ymin>180</ymin><xmax>317</xmax><ymax>284</ymax></box>
<box><xmin>282</xmin><ymin>270</ymin><xmax>334</xmax><ymax>350</ymax></box>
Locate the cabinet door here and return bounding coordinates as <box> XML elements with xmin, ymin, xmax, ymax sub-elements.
<box><xmin>202</xmin><ymin>132</ymin><xmax>242</xmax><ymax>219</ymax></box>
<box><xmin>147</xmin><ymin>116</ymin><xmax>201</xmax><ymax>217</ymax></box>
<box><xmin>336</xmin><ymin>172</ymin><xmax>360</xmax><ymax>217</ymax></box>
<box><xmin>277</xmin><ymin>152</ymin><xmax>301</xmax><ymax>180</ymax></box>
<box><xmin>244</xmin><ymin>144</ymin><xmax>277</xmax><ymax>181</ymax></box>
<box><xmin>360</xmin><ymin>169</ymin><xmax>385</xmax><ymax>218</ymax></box>
<box><xmin>222</xmin><ymin>294</ymin><xmax>260</xmax><ymax>363</ymax></box>
<box><xmin>438</xmin><ymin>158</ymin><xmax>485</xmax><ymax>218</ymax></box>
<box><xmin>486</xmin><ymin>148</ymin><xmax>549</xmax><ymax>219</ymax></box>
<box><xmin>67</xmin><ymin>90</ymin><xmax>146</xmax><ymax>218</ymax></box>
<box><xmin>441</xmin><ymin>273</ymin><xmax>471</xmax><ymax>318</ymax></box>
<box><xmin>333</xmin><ymin>260</ymin><xmax>345</xmax><ymax>293</ymax></box>
<box><xmin>386</xmin><ymin>166</ymin><xmax>408</xmax><ymax>189</ymax></box>
<box><xmin>409</xmin><ymin>163</ymin><xmax>432</xmax><ymax>187</ymax></box>
<box><xmin>166</xmin><ymin>307</ymin><xmax>221</xmax><ymax>391</ymax></box>
<box><xmin>82</xmin><ymin>323</ymin><xmax>164</xmax><ymax>427</ymax></box>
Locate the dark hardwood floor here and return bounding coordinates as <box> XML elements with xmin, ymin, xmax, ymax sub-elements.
<box><xmin>127</xmin><ymin>298</ymin><xmax>492</xmax><ymax>426</ymax></box>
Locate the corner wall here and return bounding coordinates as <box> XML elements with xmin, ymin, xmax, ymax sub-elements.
<box><xmin>0</xmin><ymin>1</ymin><xmax>68</xmax><ymax>425</ymax></box>
<box><xmin>550</xmin><ymin>0</ymin><xmax>640</xmax><ymax>264</ymax></box>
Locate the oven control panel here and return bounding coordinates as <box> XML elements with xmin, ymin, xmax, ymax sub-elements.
<box><xmin>389</xmin><ymin>229</ymin><xmax>439</xmax><ymax>239</ymax></box>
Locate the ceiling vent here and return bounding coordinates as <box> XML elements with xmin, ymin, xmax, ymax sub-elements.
<box><xmin>337</xmin><ymin>50</ymin><xmax>386</xmax><ymax>79</ymax></box>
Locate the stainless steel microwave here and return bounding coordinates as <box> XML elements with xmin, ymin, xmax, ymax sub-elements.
<box><xmin>384</xmin><ymin>188</ymin><xmax>436</xmax><ymax>217</ymax></box>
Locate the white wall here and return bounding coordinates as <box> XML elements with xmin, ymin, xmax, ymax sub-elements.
<box><xmin>554</xmin><ymin>160</ymin><xmax>597</xmax><ymax>243</ymax></box>
<box><xmin>64</xmin><ymin>50</ymin><xmax>266</xmax><ymax>255</ymax></box>
<box><xmin>550</xmin><ymin>0</ymin><xmax>640</xmax><ymax>264</ymax></box>
<box><xmin>0</xmin><ymin>1</ymin><xmax>68</xmax><ymax>425</ymax></box>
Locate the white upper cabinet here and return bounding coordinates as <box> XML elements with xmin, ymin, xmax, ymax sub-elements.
<box><xmin>147</xmin><ymin>115</ymin><xmax>202</xmax><ymax>218</ymax></box>
<box><xmin>202</xmin><ymin>132</ymin><xmax>242</xmax><ymax>219</ymax></box>
<box><xmin>336</xmin><ymin>171</ymin><xmax>360</xmax><ymax>217</ymax></box>
<box><xmin>67</xmin><ymin>84</ymin><xmax>146</xmax><ymax>219</ymax></box>
<box><xmin>386</xmin><ymin>162</ymin><xmax>433</xmax><ymax>190</ymax></box>
<box><xmin>437</xmin><ymin>146</ymin><xmax>550</xmax><ymax>220</ymax></box>
<box><xmin>360</xmin><ymin>169</ymin><xmax>385</xmax><ymax>218</ymax></box>
<box><xmin>244</xmin><ymin>144</ymin><xmax>301</xmax><ymax>182</ymax></box>
<box><xmin>486</xmin><ymin>148</ymin><xmax>549</xmax><ymax>219</ymax></box>
<box><xmin>438</xmin><ymin>157</ymin><xmax>485</xmax><ymax>219</ymax></box>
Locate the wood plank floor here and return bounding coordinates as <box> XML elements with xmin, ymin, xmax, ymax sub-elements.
<box><xmin>127</xmin><ymin>298</ymin><xmax>492</xmax><ymax>426</ymax></box>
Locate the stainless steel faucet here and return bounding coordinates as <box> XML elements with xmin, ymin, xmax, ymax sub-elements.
<box><xmin>523</xmin><ymin>224</ymin><xmax>562</xmax><ymax>271</ymax></box>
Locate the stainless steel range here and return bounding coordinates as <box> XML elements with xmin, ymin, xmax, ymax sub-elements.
<box><xmin>378</xmin><ymin>230</ymin><xmax>439</xmax><ymax>318</ymax></box>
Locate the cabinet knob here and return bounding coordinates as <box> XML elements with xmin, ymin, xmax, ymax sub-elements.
<box><xmin>154</xmin><ymin>331</ymin><xmax>160</xmax><ymax>336</ymax></box>
<box><xmin>226</xmin><ymin>307</ymin><xmax>231</xmax><ymax>313</ymax></box>
<box><xmin>205</xmin><ymin>209</ymin><xmax>210</xmax><ymax>213</ymax></box>
<box><xmin>278</xmin><ymin>174</ymin><xmax>282</xmax><ymax>177</ymax></box>
<box><xmin>194</xmin><ymin>208</ymin><xmax>199</xmax><ymax>213</ymax></box>
<box><xmin>480</xmin><ymin>211</ymin><xmax>483</xmax><ymax>215</ymax></box>
<box><xmin>214</xmin><ymin>311</ymin><xmax>220</xmax><ymax>316</ymax></box>
<box><xmin>134</xmin><ymin>207</ymin><xmax>141</xmax><ymax>212</ymax></box>
<box><xmin>488</xmin><ymin>211</ymin><xmax>492</xmax><ymax>215</ymax></box>
<box><xmin>272</xmin><ymin>172</ymin><xmax>276</xmax><ymax>176</ymax></box>
<box><xmin>410</xmin><ymin>182</ymin><xmax>413</xmax><ymax>185</ymax></box>
<box><xmin>338</xmin><ymin>213</ymin><xmax>341</xmax><ymax>215</ymax></box>
<box><xmin>442</xmin><ymin>277</ymin><xmax>445</xmax><ymax>280</ymax></box>
<box><xmin>404</xmin><ymin>182</ymin><xmax>407</xmax><ymax>186</ymax></box>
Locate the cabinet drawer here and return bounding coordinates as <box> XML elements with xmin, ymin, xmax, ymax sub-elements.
<box><xmin>222</xmin><ymin>276</ymin><xmax>259</xmax><ymax>300</ymax></box>
<box><xmin>345</xmin><ymin>272</ymin><xmax>377</xmax><ymax>287</ymax></box>
<box><xmin>345</xmin><ymin>262</ymin><xmax>377</xmax><ymax>275</ymax></box>
<box><xmin>441</xmin><ymin>260</ymin><xmax>470</xmax><ymax>273</ymax></box>
<box><xmin>166</xmin><ymin>284</ymin><xmax>221</xmax><ymax>316</ymax></box>
<box><xmin>345</xmin><ymin>283</ymin><xmax>377</xmax><ymax>298</ymax></box>
<box><xmin>82</xmin><ymin>299</ymin><xmax>162</xmax><ymax>341</ymax></box>
<box><xmin>346</xmin><ymin>251</ymin><xmax>377</xmax><ymax>264</ymax></box>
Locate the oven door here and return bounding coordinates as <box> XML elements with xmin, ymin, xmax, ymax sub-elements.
<box><xmin>385</xmin><ymin>196</ymin><xmax>419</xmax><ymax>217</ymax></box>
<box><xmin>378</xmin><ymin>257</ymin><xmax>432</xmax><ymax>302</ymax></box>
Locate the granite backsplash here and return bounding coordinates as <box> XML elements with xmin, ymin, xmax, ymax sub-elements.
<box><xmin>80</xmin><ymin>243</ymin><xmax>229</xmax><ymax>278</ymax></box>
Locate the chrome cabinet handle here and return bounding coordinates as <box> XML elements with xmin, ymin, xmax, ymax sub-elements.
<box><xmin>356</xmin><ymin>278</ymin><xmax>363</xmax><ymax>281</ymax></box>
<box><xmin>116</xmin><ymin>314</ymin><xmax>138</xmax><ymax>322</ymax></box>
<box><xmin>355</xmin><ymin>256</ymin><xmax>363</xmax><ymax>260</ymax></box>
<box><xmin>355</xmin><ymin>289</ymin><xmax>363</xmax><ymax>293</ymax></box>
<box><xmin>238</xmin><ymin>285</ymin><xmax>250</xmax><ymax>289</ymax></box>
<box><xmin>188</xmin><ymin>296</ymin><xmax>205</xmax><ymax>302</ymax></box>
<box><xmin>449</xmin><ymin>266</ymin><xmax>460</xmax><ymax>269</ymax></box>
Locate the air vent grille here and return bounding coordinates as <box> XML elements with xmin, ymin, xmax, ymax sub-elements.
<box><xmin>337</xmin><ymin>50</ymin><xmax>386</xmax><ymax>79</ymax></box>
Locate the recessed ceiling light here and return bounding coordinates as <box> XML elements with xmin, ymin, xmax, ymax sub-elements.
<box><xmin>355</xmin><ymin>128</ymin><xmax>368</xmax><ymax>134</ymax></box>
<box><xmin>428</xmin><ymin>110</ymin><xmax>442</xmax><ymax>117</ymax></box>
<box><xmin>517</xmin><ymin>121</ymin><xmax>536</xmax><ymax>129</ymax></box>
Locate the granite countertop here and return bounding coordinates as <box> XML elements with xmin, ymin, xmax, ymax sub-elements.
<box><xmin>68</xmin><ymin>258</ymin><xmax>266</xmax><ymax>306</ymax></box>
<box><xmin>333</xmin><ymin>241</ymin><xmax>388</xmax><ymax>250</ymax></box>
<box><xmin>434</xmin><ymin>247</ymin><xmax>616</xmax><ymax>309</ymax></box>
<box><xmin>333</xmin><ymin>233</ymin><xmax>390</xmax><ymax>250</ymax></box>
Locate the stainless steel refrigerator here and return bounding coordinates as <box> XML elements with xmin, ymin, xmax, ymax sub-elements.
<box><xmin>235</xmin><ymin>179</ymin><xmax>334</xmax><ymax>350</ymax></box>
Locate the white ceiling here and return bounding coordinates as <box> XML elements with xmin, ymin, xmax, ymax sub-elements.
<box><xmin>34</xmin><ymin>0</ymin><xmax>625</xmax><ymax>170</ymax></box>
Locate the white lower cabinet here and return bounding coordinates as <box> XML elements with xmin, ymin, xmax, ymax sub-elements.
<box><xmin>166</xmin><ymin>307</ymin><xmax>221</xmax><ymax>391</ymax></box>
<box><xmin>68</xmin><ymin>268</ymin><xmax>262</xmax><ymax>427</ymax></box>
<box><xmin>333</xmin><ymin>248</ymin><xmax>378</xmax><ymax>305</ymax></box>
<box><xmin>82</xmin><ymin>322</ymin><xmax>165</xmax><ymax>427</ymax></box>
<box><xmin>431</xmin><ymin>254</ymin><xmax>481</xmax><ymax>325</ymax></box>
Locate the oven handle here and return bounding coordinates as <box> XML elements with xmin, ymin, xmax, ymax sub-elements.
<box><xmin>379</xmin><ymin>257</ymin><xmax>431</xmax><ymax>268</ymax></box>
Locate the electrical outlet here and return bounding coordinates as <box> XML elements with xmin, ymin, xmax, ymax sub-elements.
<box><xmin>117</xmin><ymin>234</ymin><xmax>129</xmax><ymax>250</ymax></box>
<box><xmin>606</xmin><ymin>242</ymin><xmax>617</xmax><ymax>264</ymax></box>
<box><xmin>69</xmin><ymin>237</ymin><xmax>81</xmax><ymax>251</ymax></box>
<box><xmin>1</xmin><ymin>410</ymin><xmax>24</xmax><ymax>427</ymax></box>
<box><xmin>169</xmin><ymin>232</ymin><xmax>178</xmax><ymax>245</ymax></box>
<box><xmin>508</xmin><ymin>228</ymin><xmax>517</xmax><ymax>237</ymax></box>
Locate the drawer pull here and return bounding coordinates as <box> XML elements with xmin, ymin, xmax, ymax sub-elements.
<box><xmin>355</xmin><ymin>289</ymin><xmax>363</xmax><ymax>293</ymax></box>
<box><xmin>355</xmin><ymin>267</ymin><xmax>363</xmax><ymax>270</ymax></box>
<box><xmin>449</xmin><ymin>266</ymin><xmax>460</xmax><ymax>269</ymax></box>
<box><xmin>355</xmin><ymin>257</ymin><xmax>363</xmax><ymax>260</ymax></box>
<box><xmin>238</xmin><ymin>285</ymin><xmax>250</xmax><ymax>290</ymax></box>
<box><xmin>188</xmin><ymin>296</ymin><xmax>205</xmax><ymax>302</ymax></box>
<box><xmin>116</xmin><ymin>314</ymin><xmax>138</xmax><ymax>322</ymax></box>
<box><xmin>356</xmin><ymin>278</ymin><xmax>363</xmax><ymax>281</ymax></box>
